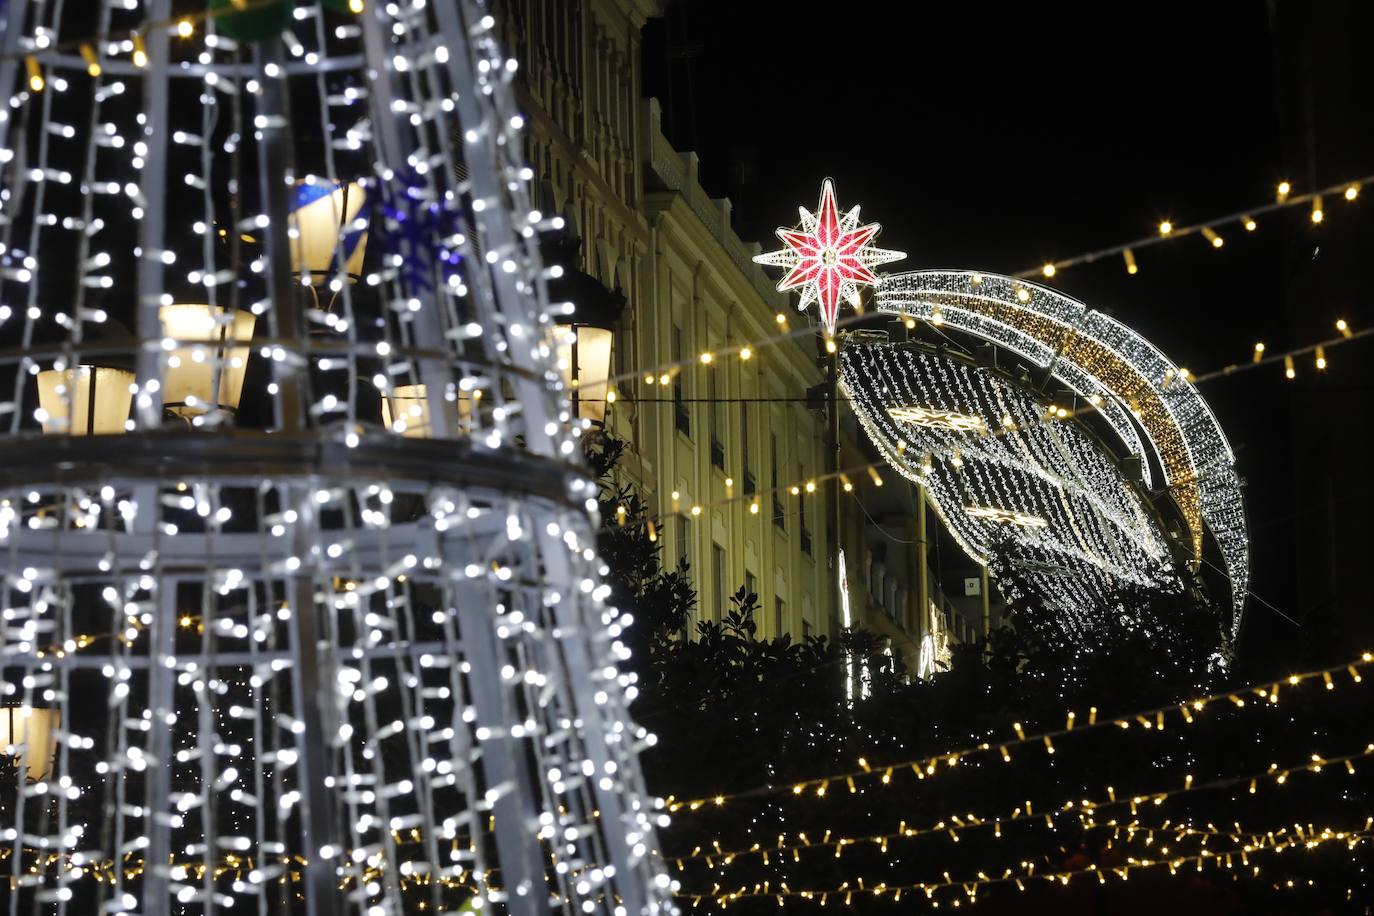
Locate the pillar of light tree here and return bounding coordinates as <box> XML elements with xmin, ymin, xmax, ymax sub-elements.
<box><xmin>0</xmin><ymin>1</ymin><xmax>671</xmax><ymax>913</ymax></box>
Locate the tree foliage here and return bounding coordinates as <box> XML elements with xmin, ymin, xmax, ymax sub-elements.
<box><xmin>587</xmin><ymin>431</ymin><xmax>1374</xmax><ymax>914</ymax></box>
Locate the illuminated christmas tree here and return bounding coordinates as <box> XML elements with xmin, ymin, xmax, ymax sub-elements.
<box><xmin>0</xmin><ymin>1</ymin><xmax>670</xmax><ymax>913</ymax></box>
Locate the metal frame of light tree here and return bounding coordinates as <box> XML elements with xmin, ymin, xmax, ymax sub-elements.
<box><xmin>0</xmin><ymin>2</ymin><xmax>670</xmax><ymax>914</ymax></box>
<box><xmin>841</xmin><ymin>341</ymin><xmax>1179</xmax><ymax>635</ymax></box>
<box><xmin>874</xmin><ymin>271</ymin><xmax>1248</xmax><ymax>638</ymax></box>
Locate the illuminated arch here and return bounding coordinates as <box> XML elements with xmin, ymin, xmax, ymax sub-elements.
<box><xmin>872</xmin><ymin>270</ymin><xmax>1247</xmax><ymax>637</ymax></box>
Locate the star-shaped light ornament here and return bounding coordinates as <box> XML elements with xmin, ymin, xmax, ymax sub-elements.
<box><xmin>753</xmin><ymin>179</ymin><xmax>906</xmax><ymax>335</ymax></box>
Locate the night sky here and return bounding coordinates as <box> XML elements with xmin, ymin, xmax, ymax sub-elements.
<box><xmin>644</xmin><ymin>0</ymin><xmax>1374</xmax><ymax>668</ymax></box>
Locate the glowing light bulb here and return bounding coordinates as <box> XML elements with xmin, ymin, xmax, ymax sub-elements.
<box><xmin>1243</xmin><ymin>215</ymin><xmax>1257</xmax><ymax>231</ymax></box>
<box><xmin>775</xmin><ymin>313</ymin><xmax>787</xmax><ymax>325</ymax></box>
<box><xmin>1336</xmin><ymin>319</ymin><xmax>1351</xmax><ymax>338</ymax></box>
<box><xmin>1202</xmin><ymin>227</ymin><xmax>1223</xmax><ymax>248</ymax></box>
<box><xmin>1277</xmin><ymin>181</ymin><xmax>1291</xmax><ymax>201</ymax></box>
<box><xmin>1311</xmin><ymin>197</ymin><xmax>1324</xmax><ymax>223</ymax></box>
<box><xmin>25</xmin><ymin>56</ymin><xmax>43</xmax><ymax>92</ymax></box>
<box><xmin>1346</xmin><ymin>184</ymin><xmax>1360</xmax><ymax>201</ymax></box>
<box><xmin>1315</xmin><ymin>346</ymin><xmax>1327</xmax><ymax>371</ymax></box>
<box><xmin>1158</xmin><ymin>220</ymin><xmax>1173</xmax><ymax>236</ymax></box>
<box><xmin>699</xmin><ymin>352</ymin><xmax>712</xmax><ymax>365</ymax></box>
<box><xmin>80</xmin><ymin>43</ymin><xmax>101</xmax><ymax>77</ymax></box>
<box><xmin>1284</xmin><ymin>355</ymin><xmax>1296</xmax><ymax>380</ymax></box>
<box><xmin>739</xmin><ymin>346</ymin><xmax>752</xmax><ymax>360</ymax></box>
<box><xmin>1252</xmin><ymin>342</ymin><xmax>1265</xmax><ymax>364</ymax></box>
<box><xmin>1042</xmin><ymin>263</ymin><xmax>1056</xmax><ymax>278</ymax></box>
<box><xmin>1123</xmin><ymin>248</ymin><xmax>1138</xmax><ymax>275</ymax></box>
<box><xmin>176</xmin><ymin>18</ymin><xmax>194</xmax><ymax>38</ymax></box>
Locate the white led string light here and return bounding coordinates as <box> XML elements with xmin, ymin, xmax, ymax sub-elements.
<box><xmin>842</xmin><ymin>342</ymin><xmax>1179</xmax><ymax>634</ymax></box>
<box><xmin>0</xmin><ymin>2</ymin><xmax>671</xmax><ymax>914</ymax></box>
<box><xmin>875</xmin><ymin>270</ymin><xmax>1248</xmax><ymax>637</ymax></box>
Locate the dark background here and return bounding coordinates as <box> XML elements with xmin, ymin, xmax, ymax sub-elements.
<box><xmin>642</xmin><ymin>0</ymin><xmax>1374</xmax><ymax>671</ymax></box>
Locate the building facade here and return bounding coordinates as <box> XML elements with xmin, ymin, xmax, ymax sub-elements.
<box><xmin>492</xmin><ymin>0</ymin><xmax>996</xmax><ymax>668</ymax></box>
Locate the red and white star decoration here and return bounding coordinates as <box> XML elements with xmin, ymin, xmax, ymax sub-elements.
<box><xmin>753</xmin><ymin>179</ymin><xmax>905</xmax><ymax>335</ymax></box>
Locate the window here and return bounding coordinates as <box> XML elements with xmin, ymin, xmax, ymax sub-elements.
<box><xmin>798</xmin><ymin>461</ymin><xmax>812</xmax><ymax>555</ymax></box>
<box><xmin>672</xmin><ymin>324</ymin><xmax>690</xmax><ymax>437</ymax></box>
<box><xmin>774</xmin><ymin>596</ymin><xmax>786</xmax><ymax>637</ymax></box>
<box><xmin>741</xmin><ymin>402</ymin><xmax>756</xmax><ymax>495</ymax></box>
<box><xmin>674</xmin><ymin>515</ymin><xmax>692</xmax><ymax>570</ymax></box>
<box><xmin>675</xmin><ymin>516</ymin><xmax>693</xmax><ymax>637</ymax></box>
<box><xmin>708</xmin><ymin>371</ymin><xmax>725</xmax><ymax>469</ymax></box>
<box><xmin>802</xmin><ymin>618</ymin><xmax>813</xmax><ymax>640</ymax></box>
<box><xmin>713</xmin><ymin>543</ymin><xmax>728</xmax><ymax>617</ymax></box>
<box><xmin>771</xmin><ymin>433</ymin><xmax>785</xmax><ymax>530</ymax></box>
<box><xmin>744</xmin><ymin>569</ymin><xmax>757</xmax><ymax>603</ymax></box>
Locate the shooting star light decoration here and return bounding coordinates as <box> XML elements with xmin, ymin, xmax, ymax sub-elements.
<box><xmin>753</xmin><ymin>179</ymin><xmax>905</xmax><ymax>334</ymax></box>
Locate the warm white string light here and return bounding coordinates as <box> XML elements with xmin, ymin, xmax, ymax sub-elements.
<box><xmin>1019</xmin><ymin>173</ymin><xmax>1374</xmax><ymax>279</ymax></box>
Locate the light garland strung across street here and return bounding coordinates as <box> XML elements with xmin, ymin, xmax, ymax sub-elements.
<box><xmin>597</xmin><ymin>302</ymin><xmax>1362</xmax><ymax>411</ymax></box>
<box><xmin>666</xmin><ymin>649</ymin><xmax>1373</xmax><ymax>811</ymax></box>
<box><xmin>0</xmin><ymin>2</ymin><xmax>673</xmax><ymax>914</ymax></box>
<box><xmin>1193</xmin><ymin>318</ymin><xmax>1374</xmax><ymax>384</ymax></box>
<box><xmin>872</xmin><ymin>270</ymin><xmax>1249</xmax><ymax>639</ymax></box>
<box><xmin>842</xmin><ymin>341</ymin><xmax>1178</xmax><ymax>625</ymax></box>
<box><xmin>615</xmin><ymin>318</ymin><xmax>1368</xmax><ymax>552</ymax></box>
<box><xmin>667</xmin><ymin>734</ymin><xmax>1374</xmax><ymax>875</ymax></box>
<box><xmin>674</xmin><ymin>812</ymin><xmax>1374</xmax><ymax>901</ymax></box>
<box><xmin>1017</xmin><ymin>173</ymin><xmax>1374</xmax><ymax>280</ymax></box>
<box><xmin>676</xmin><ymin>830</ymin><xmax>1365</xmax><ymax>909</ymax></box>
<box><xmin>606</xmin><ymin>316</ymin><xmax>1369</xmax><ymax>533</ymax></box>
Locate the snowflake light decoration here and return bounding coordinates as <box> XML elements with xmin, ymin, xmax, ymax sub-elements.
<box><xmin>753</xmin><ymin>179</ymin><xmax>905</xmax><ymax>334</ymax></box>
<box><xmin>888</xmin><ymin>405</ymin><xmax>987</xmax><ymax>433</ymax></box>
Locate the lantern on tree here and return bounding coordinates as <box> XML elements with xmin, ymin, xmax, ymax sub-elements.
<box><xmin>290</xmin><ymin>179</ymin><xmax>369</xmax><ymax>285</ymax></box>
<box><xmin>36</xmin><ymin>366</ymin><xmax>134</xmax><ymax>435</ymax></box>
<box><xmin>157</xmin><ymin>305</ymin><xmax>256</xmax><ymax>419</ymax></box>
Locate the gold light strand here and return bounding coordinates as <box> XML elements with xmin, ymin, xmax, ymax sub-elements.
<box><xmin>666</xmin><ymin>650</ymin><xmax>1374</xmax><ymax>813</ymax></box>
<box><xmin>671</xmin><ymin>742</ymin><xmax>1374</xmax><ymax>876</ymax></box>
<box><xmin>677</xmin><ymin>831</ymin><xmax>1364</xmax><ymax>909</ymax></box>
<box><xmin>1016</xmin><ymin>172</ymin><xmax>1374</xmax><ymax>280</ymax></box>
<box><xmin>644</xmin><ymin>320</ymin><xmax>1365</xmax><ymax>525</ymax></box>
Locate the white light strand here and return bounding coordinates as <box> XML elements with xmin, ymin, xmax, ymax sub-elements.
<box><xmin>876</xmin><ymin>270</ymin><xmax>1247</xmax><ymax>635</ymax></box>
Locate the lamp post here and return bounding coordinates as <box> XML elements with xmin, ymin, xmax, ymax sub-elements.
<box><xmin>556</xmin><ymin>323</ymin><xmax>615</xmax><ymax>425</ymax></box>
<box><xmin>544</xmin><ymin>237</ymin><xmax>626</xmax><ymax>426</ymax></box>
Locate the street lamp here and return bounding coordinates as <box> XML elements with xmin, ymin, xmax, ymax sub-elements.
<box><xmin>158</xmin><ymin>305</ymin><xmax>257</xmax><ymax>419</ymax></box>
<box><xmin>0</xmin><ymin>706</ymin><xmax>59</xmax><ymax>782</ymax></box>
<box><xmin>543</xmin><ymin>235</ymin><xmax>625</xmax><ymax>425</ymax></box>
<box><xmin>556</xmin><ymin>324</ymin><xmax>615</xmax><ymax>425</ymax></box>
<box><xmin>36</xmin><ymin>366</ymin><xmax>134</xmax><ymax>435</ymax></box>
<box><xmin>290</xmin><ymin>178</ymin><xmax>369</xmax><ymax>287</ymax></box>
